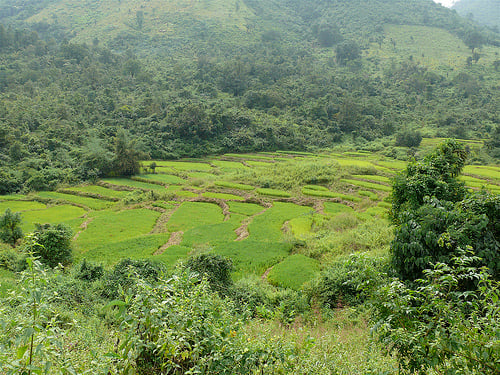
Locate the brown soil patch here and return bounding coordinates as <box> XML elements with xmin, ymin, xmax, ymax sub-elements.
<box><xmin>313</xmin><ymin>201</ymin><xmax>325</xmax><ymax>215</ymax></box>
<box><xmin>73</xmin><ymin>215</ymin><xmax>94</xmax><ymax>240</ymax></box>
<box><xmin>154</xmin><ymin>231</ymin><xmax>184</xmax><ymax>255</ymax></box>
<box><xmin>281</xmin><ymin>220</ymin><xmax>291</xmax><ymax>235</ymax></box>
<box><xmin>261</xmin><ymin>266</ymin><xmax>274</xmax><ymax>281</ymax></box>
<box><xmin>234</xmin><ymin>207</ymin><xmax>269</xmax><ymax>241</ymax></box>
<box><xmin>149</xmin><ymin>205</ymin><xmax>179</xmax><ymax>234</ymax></box>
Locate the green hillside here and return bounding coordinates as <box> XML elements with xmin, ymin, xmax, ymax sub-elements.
<box><xmin>0</xmin><ymin>0</ymin><xmax>499</xmax><ymax>195</ymax></box>
<box><xmin>453</xmin><ymin>0</ymin><xmax>500</xmax><ymax>30</ymax></box>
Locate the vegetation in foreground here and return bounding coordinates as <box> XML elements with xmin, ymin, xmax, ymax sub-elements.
<box><xmin>0</xmin><ymin>141</ymin><xmax>498</xmax><ymax>373</ymax></box>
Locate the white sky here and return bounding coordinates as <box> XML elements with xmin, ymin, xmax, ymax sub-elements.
<box><xmin>433</xmin><ymin>0</ymin><xmax>459</xmax><ymax>7</ymax></box>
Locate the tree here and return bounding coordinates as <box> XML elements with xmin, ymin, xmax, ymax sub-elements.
<box><xmin>29</xmin><ymin>223</ymin><xmax>73</xmax><ymax>267</ymax></box>
<box><xmin>0</xmin><ymin>208</ymin><xmax>23</xmax><ymax>247</ymax></box>
<box><xmin>391</xmin><ymin>139</ymin><xmax>467</xmax><ymax>221</ymax></box>
<box><xmin>390</xmin><ymin>140</ymin><xmax>499</xmax><ymax>282</ymax></box>
<box><xmin>149</xmin><ymin>161</ymin><xmax>157</xmax><ymax>174</ymax></box>
<box><xmin>463</xmin><ymin>30</ymin><xmax>484</xmax><ymax>53</ymax></box>
<box><xmin>335</xmin><ymin>40</ymin><xmax>361</xmax><ymax>66</ymax></box>
<box><xmin>112</xmin><ymin>130</ymin><xmax>141</xmax><ymax>177</ymax></box>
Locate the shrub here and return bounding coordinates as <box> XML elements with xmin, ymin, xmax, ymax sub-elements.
<box><xmin>373</xmin><ymin>251</ymin><xmax>500</xmax><ymax>374</ymax></box>
<box><xmin>28</xmin><ymin>223</ymin><xmax>73</xmax><ymax>268</ymax></box>
<box><xmin>184</xmin><ymin>253</ymin><xmax>233</xmax><ymax>294</ymax></box>
<box><xmin>74</xmin><ymin>259</ymin><xmax>104</xmax><ymax>282</ymax></box>
<box><xmin>101</xmin><ymin>258</ymin><xmax>165</xmax><ymax>299</ymax></box>
<box><xmin>0</xmin><ymin>244</ymin><xmax>26</xmax><ymax>272</ymax></box>
<box><xmin>110</xmin><ymin>271</ymin><xmax>289</xmax><ymax>374</ymax></box>
<box><xmin>0</xmin><ymin>208</ymin><xmax>23</xmax><ymax>247</ymax></box>
<box><xmin>307</xmin><ymin>254</ymin><xmax>390</xmax><ymax>308</ymax></box>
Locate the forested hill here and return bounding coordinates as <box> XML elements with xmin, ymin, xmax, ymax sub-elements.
<box><xmin>453</xmin><ymin>0</ymin><xmax>500</xmax><ymax>30</ymax></box>
<box><xmin>0</xmin><ymin>0</ymin><xmax>499</xmax><ymax>194</ymax></box>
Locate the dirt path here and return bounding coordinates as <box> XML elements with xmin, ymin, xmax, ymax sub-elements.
<box><xmin>234</xmin><ymin>207</ymin><xmax>269</xmax><ymax>241</ymax></box>
<box><xmin>154</xmin><ymin>231</ymin><xmax>184</xmax><ymax>255</ymax></box>
<box><xmin>313</xmin><ymin>201</ymin><xmax>325</xmax><ymax>215</ymax></box>
<box><xmin>281</xmin><ymin>220</ymin><xmax>291</xmax><ymax>235</ymax></box>
<box><xmin>73</xmin><ymin>215</ymin><xmax>94</xmax><ymax>240</ymax></box>
<box><xmin>261</xmin><ymin>266</ymin><xmax>274</xmax><ymax>281</ymax></box>
<box><xmin>149</xmin><ymin>205</ymin><xmax>179</xmax><ymax>234</ymax></box>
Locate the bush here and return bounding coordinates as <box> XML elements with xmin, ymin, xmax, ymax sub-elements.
<box><xmin>28</xmin><ymin>223</ymin><xmax>73</xmax><ymax>268</ymax></box>
<box><xmin>74</xmin><ymin>259</ymin><xmax>104</xmax><ymax>282</ymax></box>
<box><xmin>395</xmin><ymin>130</ymin><xmax>422</xmax><ymax>148</ymax></box>
<box><xmin>184</xmin><ymin>253</ymin><xmax>233</xmax><ymax>294</ymax></box>
<box><xmin>0</xmin><ymin>208</ymin><xmax>23</xmax><ymax>247</ymax></box>
<box><xmin>110</xmin><ymin>271</ymin><xmax>290</xmax><ymax>374</ymax></box>
<box><xmin>307</xmin><ymin>254</ymin><xmax>390</xmax><ymax>308</ymax></box>
<box><xmin>373</xmin><ymin>251</ymin><xmax>500</xmax><ymax>374</ymax></box>
<box><xmin>101</xmin><ymin>258</ymin><xmax>165</xmax><ymax>299</ymax></box>
<box><xmin>0</xmin><ymin>244</ymin><xmax>26</xmax><ymax>271</ymax></box>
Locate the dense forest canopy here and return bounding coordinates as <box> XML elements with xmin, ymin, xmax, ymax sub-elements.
<box><xmin>0</xmin><ymin>0</ymin><xmax>499</xmax><ymax>194</ymax></box>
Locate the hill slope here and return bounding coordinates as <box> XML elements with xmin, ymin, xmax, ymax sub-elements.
<box><xmin>453</xmin><ymin>0</ymin><xmax>500</xmax><ymax>30</ymax></box>
<box><xmin>0</xmin><ymin>0</ymin><xmax>499</xmax><ymax>194</ymax></box>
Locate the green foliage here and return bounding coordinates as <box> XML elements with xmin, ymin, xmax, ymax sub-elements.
<box><xmin>391</xmin><ymin>139</ymin><xmax>468</xmax><ymax>221</ymax></box>
<box><xmin>391</xmin><ymin>141</ymin><xmax>499</xmax><ymax>281</ymax></box>
<box><xmin>373</xmin><ymin>251</ymin><xmax>500</xmax><ymax>374</ymax></box>
<box><xmin>308</xmin><ymin>254</ymin><xmax>390</xmax><ymax>308</ymax></box>
<box><xmin>395</xmin><ymin>129</ymin><xmax>422</xmax><ymax>148</ymax></box>
<box><xmin>102</xmin><ymin>258</ymin><xmax>165</xmax><ymax>299</ymax></box>
<box><xmin>0</xmin><ymin>244</ymin><xmax>26</xmax><ymax>272</ymax></box>
<box><xmin>28</xmin><ymin>223</ymin><xmax>73</xmax><ymax>267</ymax></box>
<box><xmin>167</xmin><ymin>202</ymin><xmax>224</xmax><ymax>232</ymax></box>
<box><xmin>267</xmin><ymin>254</ymin><xmax>320</xmax><ymax>290</ymax></box>
<box><xmin>111</xmin><ymin>271</ymin><xmax>289</xmax><ymax>374</ymax></box>
<box><xmin>0</xmin><ymin>208</ymin><xmax>23</xmax><ymax>246</ymax></box>
<box><xmin>74</xmin><ymin>259</ymin><xmax>104</xmax><ymax>282</ymax></box>
<box><xmin>185</xmin><ymin>253</ymin><xmax>233</xmax><ymax>294</ymax></box>
<box><xmin>0</xmin><ymin>256</ymin><xmax>78</xmax><ymax>374</ymax></box>
<box><xmin>112</xmin><ymin>130</ymin><xmax>141</xmax><ymax>177</ymax></box>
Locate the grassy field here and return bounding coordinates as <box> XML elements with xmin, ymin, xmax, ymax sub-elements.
<box><xmin>1</xmin><ymin>148</ymin><xmax>498</xmax><ymax>277</ymax></box>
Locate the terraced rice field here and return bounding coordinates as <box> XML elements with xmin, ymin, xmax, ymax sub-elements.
<box><xmin>1</xmin><ymin>148</ymin><xmax>498</xmax><ymax>288</ymax></box>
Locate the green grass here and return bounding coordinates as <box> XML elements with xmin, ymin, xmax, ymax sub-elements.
<box><xmin>289</xmin><ymin>216</ymin><xmax>314</xmax><ymax>239</ymax></box>
<box><xmin>100</xmin><ymin>178</ymin><xmax>167</xmax><ymax>191</ymax></box>
<box><xmin>0</xmin><ymin>195</ymin><xmax>29</xmax><ymax>201</ymax></box>
<box><xmin>154</xmin><ymin>245</ymin><xmax>192</xmax><ymax>268</ymax></box>
<box><xmin>0</xmin><ymin>269</ymin><xmax>16</xmax><ymax>298</ymax></box>
<box><xmin>137</xmin><ymin>174</ymin><xmax>186</xmax><ymax>184</ymax></box>
<box><xmin>175</xmin><ymin>190</ymin><xmax>199</xmax><ymax>198</ymax></box>
<box><xmin>202</xmin><ymin>192</ymin><xmax>245</xmax><ymax>201</ymax></box>
<box><xmin>75</xmin><ymin>209</ymin><xmax>161</xmax><ymax>253</ymax></box>
<box><xmin>0</xmin><ymin>200</ymin><xmax>46</xmax><ymax>212</ymax></box>
<box><xmin>211</xmin><ymin>160</ymin><xmax>249</xmax><ymax>170</ymax></box>
<box><xmin>37</xmin><ymin>191</ymin><xmax>115</xmax><ymax>210</ymax></box>
<box><xmin>303</xmin><ymin>185</ymin><xmax>329</xmax><ymax>191</ymax></box>
<box><xmin>302</xmin><ymin>188</ymin><xmax>362</xmax><ymax>202</ymax></box>
<box><xmin>351</xmin><ymin>174</ymin><xmax>391</xmax><ymax>183</ymax></box>
<box><xmin>64</xmin><ymin>185</ymin><xmax>130</xmax><ymax>199</ymax></box>
<box><xmin>256</xmin><ymin>188</ymin><xmax>291</xmax><ymax>198</ymax></box>
<box><xmin>376</xmin><ymin>160</ymin><xmax>407</xmax><ymax>170</ymax></box>
<box><xmin>463</xmin><ymin>166</ymin><xmax>500</xmax><ymax>180</ymax></box>
<box><xmin>187</xmin><ymin>172</ymin><xmax>217</xmax><ymax>180</ymax></box>
<box><xmin>182</xmin><ymin>221</ymin><xmax>242</xmax><ymax>247</ymax></box>
<box><xmin>267</xmin><ymin>254</ymin><xmax>320</xmax><ymax>290</ymax></box>
<box><xmin>228</xmin><ymin>202</ymin><xmax>264</xmax><ymax>216</ymax></box>
<box><xmin>148</xmin><ymin>161</ymin><xmax>213</xmax><ymax>171</ymax></box>
<box><xmin>323</xmin><ymin>202</ymin><xmax>354</xmax><ymax>215</ymax></box>
<box><xmin>80</xmin><ymin>233</ymin><xmax>171</xmax><ymax>265</ymax></box>
<box><xmin>340</xmin><ymin>179</ymin><xmax>392</xmax><ymax>192</ymax></box>
<box><xmin>214</xmin><ymin>241</ymin><xmax>293</xmax><ymax>276</ymax></box>
<box><xmin>166</xmin><ymin>202</ymin><xmax>224</xmax><ymax>232</ymax></box>
<box><xmin>246</xmin><ymin>161</ymin><xmax>274</xmax><ymax>167</ymax></box>
<box><xmin>358</xmin><ymin>190</ymin><xmax>379</xmax><ymax>201</ymax></box>
<box><xmin>21</xmin><ymin>205</ymin><xmax>86</xmax><ymax>233</ymax></box>
<box><xmin>248</xmin><ymin>202</ymin><xmax>313</xmax><ymax>242</ymax></box>
<box><xmin>214</xmin><ymin>181</ymin><xmax>255</xmax><ymax>190</ymax></box>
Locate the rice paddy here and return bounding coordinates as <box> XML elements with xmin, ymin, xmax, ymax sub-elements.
<box><xmin>1</xmin><ymin>149</ymin><xmax>497</xmax><ymax>280</ymax></box>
